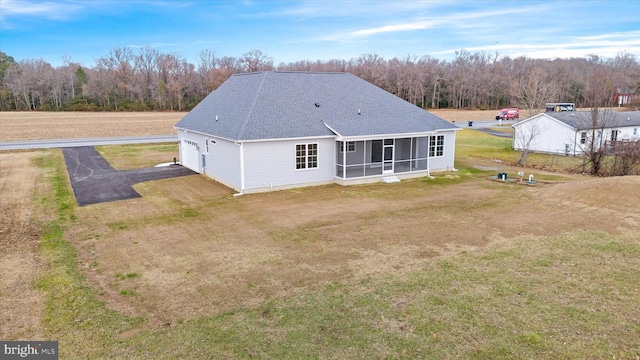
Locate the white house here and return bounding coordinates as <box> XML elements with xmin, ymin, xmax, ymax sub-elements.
<box><xmin>174</xmin><ymin>71</ymin><xmax>460</xmax><ymax>194</ymax></box>
<box><xmin>512</xmin><ymin>110</ymin><xmax>640</xmax><ymax>156</ymax></box>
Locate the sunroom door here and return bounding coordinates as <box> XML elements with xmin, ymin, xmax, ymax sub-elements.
<box><xmin>383</xmin><ymin>139</ymin><xmax>394</xmax><ymax>174</ymax></box>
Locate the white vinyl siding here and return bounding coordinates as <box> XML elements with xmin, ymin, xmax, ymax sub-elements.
<box><xmin>513</xmin><ymin>115</ymin><xmax>577</xmax><ymax>155</ymax></box>
<box><xmin>178</xmin><ymin>130</ymin><xmax>458</xmax><ymax>193</ymax></box>
<box><xmin>178</xmin><ymin>130</ymin><xmax>242</xmax><ymax>189</ymax></box>
<box><xmin>428</xmin><ymin>131</ymin><xmax>456</xmax><ymax>171</ymax></box>
<box><xmin>242</xmin><ymin>139</ymin><xmax>334</xmax><ymax>191</ymax></box>
<box><xmin>204</xmin><ymin>137</ymin><xmax>242</xmax><ymax>189</ymax></box>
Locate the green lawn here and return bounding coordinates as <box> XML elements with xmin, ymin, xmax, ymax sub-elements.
<box><xmin>456</xmin><ymin>129</ymin><xmax>585</xmax><ymax>174</ymax></box>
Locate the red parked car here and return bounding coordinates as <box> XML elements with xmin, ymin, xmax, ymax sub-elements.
<box><xmin>495</xmin><ymin>108</ymin><xmax>519</xmax><ymax>120</ymax></box>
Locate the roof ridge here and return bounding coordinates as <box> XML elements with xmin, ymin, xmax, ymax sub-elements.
<box><xmin>273</xmin><ymin>70</ymin><xmax>350</xmax><ymax>75</ymax></box>
<box><xmin>237</xmin><ymin>72</ymin><xmax>268</xmax><ymax>139</ymax></box>
<box><xmin>232</xmin><ymin>70</ymin><xmax>351</xmax><ymax>76</ymax></box>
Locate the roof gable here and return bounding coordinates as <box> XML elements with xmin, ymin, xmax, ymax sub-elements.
<box><xmin>175</xmin><ymin>71</ymin><xmax>457</xmax><ymax>141</ymax></box>
<box><xmin>511</xmin><ymin>112</ymin><xmax>577</xmax><ymax>131</ymax></box>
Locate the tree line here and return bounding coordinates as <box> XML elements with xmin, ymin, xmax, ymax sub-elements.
<box><xmin>0</xmin><ymin>47</ymin><xmax>639</xmax><ymax>112</ymax></box>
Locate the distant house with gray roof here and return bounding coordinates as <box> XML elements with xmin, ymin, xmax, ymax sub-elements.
<box><xmin>511</xmin><ymin>110</ymin><xmax>640</xmax><ymax>156</ymax></box>
<box><xmin>175</xmin><ymin>71</ymin><xmax>459</xmax><ymax>194</ymax></box>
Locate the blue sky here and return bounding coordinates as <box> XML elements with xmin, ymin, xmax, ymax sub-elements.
<box><xmin>1</xmin><ymin>0</ymin><xmax>639</xmax><ymax>67</ymax></box>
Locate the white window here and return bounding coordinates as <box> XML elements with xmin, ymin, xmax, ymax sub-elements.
<box><xmin>296</xmin><ymin>143</ymin><xmax>318</xmax><ymax>170</ymax></box>
<box><xmin>580</xmin><ymin>132</ymin><xmax>587</xmax><ymax>144</ymax></box>
<box><xmin>340</xmin><ymin>141</ymin><xmax>356</xmax><ymax>153</ymax></box>
<box><xmin>205</xmin><ymin>138</ymin><xmax>209</xmax><ymax>154</ymax></box>
<box><xmin>611</xmin><ymin>130</ymin><xmax>620</xmax><ymax>142</ymax></box>
<box><xmin>429</xmin><ymin>135</ymin><xmax>444</xmax><ymax>157</ymax></box>
<box><xmin>185</xmin><ymin>139</ymin><xmax>198</xmax><ymax>149</ymax></box>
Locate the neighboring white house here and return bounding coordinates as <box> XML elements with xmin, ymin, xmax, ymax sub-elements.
<box><xmin>174</xmin><ymin>71</ymin><xmax>460</xmax><ymax>194</ymax></box>
<box><xmin>512</xmin><ymin>110</ymin><xmax>640</xmax><ymax>156</ymax></box>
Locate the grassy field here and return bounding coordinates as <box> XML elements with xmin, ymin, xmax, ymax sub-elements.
<box><xmin>0</xmin><ymin>112</ymin><xmax>186</xmax><ymax>141</ymax></box>
<box><xmin>455</xmin><ymin>128</ymin><xmax>584</xmax><ymax>175</ymax></box>
<box><xmin>0</xmin><ymin>110</ymin><xmax>493</xmax><ymax>141</ymax></box>
<box><xmin>1</xmin><ymin>115</ymin><xmax>639</xmax><ymax>359</ymax></box>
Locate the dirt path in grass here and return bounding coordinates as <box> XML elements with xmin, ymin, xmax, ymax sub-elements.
<box><xmin>0</xmin><ymin>152</ymin><xmax>45</xmax><ymax>339</ymax></box>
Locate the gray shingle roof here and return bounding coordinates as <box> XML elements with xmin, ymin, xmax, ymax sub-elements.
<box><xmin>175</xmin><ymin>71</ymin><xmax>457</xmax><ymax>141</ymax></box>
<box><xmin>546</xmin><ymin>111</ymin><xmax>640</xmax><ymax>130</ymax></box>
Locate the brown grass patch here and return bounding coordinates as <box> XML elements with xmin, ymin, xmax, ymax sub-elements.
<box><xmin>429</xmin><ymin>109</ymin><xmax>498</xmax><ymax>122</ymax></box>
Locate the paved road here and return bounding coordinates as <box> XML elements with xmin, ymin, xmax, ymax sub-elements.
<box><xmin>0</xmin><ymin>134</ymin><xmax>178</xmax><ymax>151</ymax></box>
<box><xmin>456</xmin><ymin>119</ymin><xmax>515</xmax><ymax>138</ymax></box>
<box><xmin>62</xmin><ymin>146</ymin><xmax>195</xmax><ymax>206</ymax></box>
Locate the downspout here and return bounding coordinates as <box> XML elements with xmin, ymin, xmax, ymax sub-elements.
<box><xmin>233</xmin><ymin>141</ymin><xmax>245</xmax><ymax>196</ymax></box>
<box><xmin>177</xmin><ymin>131</ymin><xmax>183</xmax><ymax>166</ymax></box>
<box><xmin>426</xmin><ymin>135</ymin><xmax>431</xmax><ymax>178</ymax></box>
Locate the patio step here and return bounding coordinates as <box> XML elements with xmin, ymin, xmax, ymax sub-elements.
<box><xmin>381</xmin><ymin>176</ymin><xmax>401</xmax><ymax>184</ymax></box>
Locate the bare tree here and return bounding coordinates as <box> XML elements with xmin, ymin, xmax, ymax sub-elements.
<box><xmin>510</xmin><ymin>64</ymin><xmax>559</xmax><ymax>118</ymax></box>
<box><xmin>134</xmin><ymin>46</ymin><xmax>159</xmax><ymax>103</ymax></box>
<box><xmin>579</xmin><ymin>68</ymin><xmax>617</xmax><ymax>175</ymax></box>
<box><xmin>2</xmin><ymin>47</ymin><xmax>640</xmax><ymax>112</ymax></box>
<box><xmin>513</xmin><ymin>117</ymin><xmax>546</xmax><ymax>166</ymax></box>
<box><xmin>197</xmin><ymin>49</ymin><xmax>217</xmax><ymax>95</ymax></box>
<box><xmin>580</xmin><ymin>108</ymin><xmax>617</xmax><ymax>175</ymax></box>
<box><xmin>352</xmin><ymin>53</ymin><xmax>386</xmax><ymax>86</ymax></box>
<box><xmin>610</xmin><ymin>140</ymin><xmax>640</xmax><ymax>175</ymax></box>
<box><xmin>446</xmin><ymin>50</ymin><xmax>471</xmax><ymax>109</ymax></box>
<box><xmin>240</xmin><ymin>49</ymin><xmax>273</xmax><ymax>73</ymax></box>
<box><xmin>93</xmin><ymin>56</ymin><xmax>119</xmax><ymax>109</ymax></box>
<box><xmin>110</xmin><ymin>47</ymin><xmax>135</xmax><ymax>103</ymax></box>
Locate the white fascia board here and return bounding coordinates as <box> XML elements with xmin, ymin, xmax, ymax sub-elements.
<box><xmin>341</xmin><ymin>131</ymin><xmax>444</xmax><ymax>142</ymax></box>
<box><xmin>175</xmin><ymin>128</ymin><xmax>238</xmax><ymax>143</ymax></box>
<box><xmin>437</xmin><ymin>127</ymin><xmax>462</xmax><ymax>132</ymax></box>
<box><xmin>237</xmin><ymin>135</ymin><xmax>337</xmax><ymax>143</ymax></box>
<box><xmin>322</xmin><ymin>122</ymin><xmax>343</xmax><ymax>138</ymax></box>
<box><xmin>175</xmin><ymin>128</ymin><xmax>331</xmax><ymax>144</ymax></box>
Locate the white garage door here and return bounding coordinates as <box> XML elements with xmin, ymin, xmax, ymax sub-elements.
<box><xmin>181</xmin><ymin>139</ymin><xmax>200</xmax><ymax>172</ymax></box>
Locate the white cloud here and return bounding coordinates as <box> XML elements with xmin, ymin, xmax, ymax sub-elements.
<box><xmin>319</xmin><ymin>5</ymin><xmax>540</xmax><ymax>43</ymax></box>
<box><xmin>275</xmin><ymin>0</ymin><xmax>447</xmax><ymax>19</ymax></box>
<box><xmin>350</xmin><ymin>21</ymin><xmax>437</xmax><ymax>36</ymax></box>
<box><xmin>0</xmin><ymin>0</ymin><xmax>84</xmax><ymax>21</ymax></box>
<box><xmin>0</xmin><ymin>0</ymin><xmax>188</xmax><ymax>21</ymax></box>
<box><xmin>434</xmin><ymin>30</ymin><xmax>640</xmax><ymax>60</ymax></box>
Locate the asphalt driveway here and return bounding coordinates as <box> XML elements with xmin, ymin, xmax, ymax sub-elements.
<box><xmin>62</xmin><ymin>146</ymin><xmax>196</xmax><ymax>206</ymax></box>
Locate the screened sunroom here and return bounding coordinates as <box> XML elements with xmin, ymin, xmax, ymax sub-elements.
<box><xmin>335</xmin><ymin>135</ymin><xmax>444</xmax><ymax>179</ymax></box>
